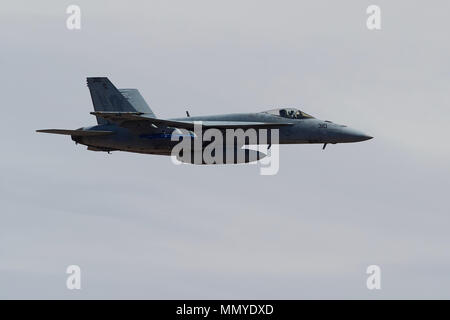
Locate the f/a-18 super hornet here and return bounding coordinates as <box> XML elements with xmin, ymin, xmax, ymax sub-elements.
<box><xmin>37</xmin><ymin>77</ymin><xmax>372</xmax><ymax>164</ymax></box>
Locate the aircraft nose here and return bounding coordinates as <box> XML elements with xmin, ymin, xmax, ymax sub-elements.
<box><xmin>340</xmin><ymin>127</ymin><xmax>373</xmax><ymax>142</ymax></box>
<box><xmin>355</xmin><ymin>132</ymin><xmax>373</xmax><ymax>141</ymax></box>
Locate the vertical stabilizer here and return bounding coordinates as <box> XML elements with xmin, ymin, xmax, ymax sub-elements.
<box><xmin>87</xmin><ymin>77</ymin><xmax>138</xmax><ymax>124</ymax></box>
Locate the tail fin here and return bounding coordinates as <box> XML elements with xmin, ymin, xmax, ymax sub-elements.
<box><xmin>87</xmin><ymin>77</ymin><xmax>155</xmax><ymax>124</ymax></box>
<box><xmin>119</xmin><ymin>89</ymin><xmax>155</xmax><ymax>117</ymax></box>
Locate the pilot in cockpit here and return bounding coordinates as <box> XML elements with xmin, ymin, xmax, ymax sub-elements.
<box><xmin>267</xmin><ymin>108</ymin><xmax>314</xmax><ymax>120</ymax></box>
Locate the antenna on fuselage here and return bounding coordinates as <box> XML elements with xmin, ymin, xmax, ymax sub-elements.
<box><xmin>186</xmin><ymin>110</ymin><xmax>190</xmax><ymax>117</ymax></box>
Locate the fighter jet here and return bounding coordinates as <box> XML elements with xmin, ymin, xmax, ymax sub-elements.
<box><xmin>37</xmin><ymin>77</ymin><xmax>372</xmax><ymax>164</ymax></box>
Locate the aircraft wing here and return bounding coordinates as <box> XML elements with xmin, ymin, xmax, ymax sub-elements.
<box><xmin>36</xmin><ymin>129</ymin><xmax>114</xmax><ymax>136</ymax></box>
<box><xmin>91</xmin><ymin>112</ymin><xmax>293</xmax><ymax>130</ymax></box>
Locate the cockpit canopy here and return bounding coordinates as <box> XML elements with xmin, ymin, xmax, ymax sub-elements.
<box><xmin>263</xmin><ymin>108</ymin><xmax>314</xmax><ymax>119</ymax></box>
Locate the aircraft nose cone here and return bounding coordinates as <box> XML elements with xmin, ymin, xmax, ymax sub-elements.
<box><xmin>359</xmin><ymin>134</ymin><xmax>373</xmax><ymax>141</ymax></box>
<box><xmin>341</xmin><ymin>127</ymin><xmax>373</xmax><ymax>142</ymax></box>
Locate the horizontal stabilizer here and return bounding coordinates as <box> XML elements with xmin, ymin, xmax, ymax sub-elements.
<box><xmin>90</xmin><ymin>112</ymin><xmax>293</xmax><ymax>130</ymax></box>
<box><xmin>36</xmin><ymin>129</ymin><xmax>114</xmax><ymax>136</ymax></box>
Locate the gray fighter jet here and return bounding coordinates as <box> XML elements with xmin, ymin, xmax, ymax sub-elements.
<box><xmin>37</xmin><ymin>77</ymin><xmax>372</xmax><ymax>164</ymax></box>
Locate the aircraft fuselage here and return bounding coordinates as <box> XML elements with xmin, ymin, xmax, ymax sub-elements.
<box><xmin>73</xmin><ymin>112</ymin><xmax>372</xmax><ymax>155</ymax></box>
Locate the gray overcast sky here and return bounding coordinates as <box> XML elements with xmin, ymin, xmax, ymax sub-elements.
<box><xmin>1</xmin><ymin>0</ymin><xmax>449</xmax><ymax>299</ymax></box>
